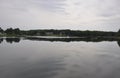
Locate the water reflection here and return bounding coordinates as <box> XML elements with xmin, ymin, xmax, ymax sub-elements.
<box><xmin>6</xmin><ymin>38</ymin><xmax>20</xmax><ymax>43</ymax></box>
<box><xmin>117</xmin><ymin>41</ymin><xmax>120</xmax><ymax>47</ymax></box>
<box><xmin>17</xmin><ymin>58</ymin><xmax>65</xmax><ymax>78</ymax></box>
<box><xmin>0</xmin><ymin>57</ymin><xmax>65</xmax><ymax>78</ymax></box>
<box><xmin>0</xmin><ymin>38</ymin><xmax>3</xmax><ymax>43</ymax></box>
<box><xmin>0</xmin><ymin>37</ymin><xmax>120</xmax><ymax>78</ymax></box>
<box><xmin>0</xmin><ymin>38</ymin><xmax>21</xmax><ymax>44</ymax></box>
<box><xmin>0</xmin><ymin>37</ymin><xmax>120</xmax><ymax>47</ymax></box>
<box><xmin>25</xmin><ymin>37</ymin><xmax>116</xmax><ymax>42</ymax></box>
<box><xmin>25</xmin><ymin>37</ymin><xmax>120</xmax><ymax>47</ymax></box>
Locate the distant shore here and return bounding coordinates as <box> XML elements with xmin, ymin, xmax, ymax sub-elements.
<box><xmin>0</xmin><ymin>28</ymin><xmax>120</xmax><ymax>40</ymax></box>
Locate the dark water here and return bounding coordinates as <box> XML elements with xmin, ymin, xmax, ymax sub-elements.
<box><xmin>0</xmin><ymin>38</ymin><xmax>120</xmax><ymax>78</ymax></box>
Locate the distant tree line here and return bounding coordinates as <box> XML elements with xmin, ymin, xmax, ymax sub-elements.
<box><xmin>22</xmin><ymin>29</ymin><xmax>120</xmax><ymax>37</ymax></box>
<box><xmin>0</xmin><ymin>27</ymin><xmax>120</xmax><ymax>37</ymax></box>
<box><xmin>5</xmin><ymin>28</ymin><xmax>20</xmax><ymax>35</ymax></box>
<box><xmin>0</xmin><ymin>27</ymin><xmax>20</xmax><ymax>35</ymax></box>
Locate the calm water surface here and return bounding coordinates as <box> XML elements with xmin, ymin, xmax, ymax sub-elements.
<box><xmin>0</xmin><ymin>38</ymin><xmax>120</xmax><ymax>78</ymax></box>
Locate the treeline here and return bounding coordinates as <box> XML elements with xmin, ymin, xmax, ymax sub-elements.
<box><xmin>21</xmin><ymin>29</ymin><xmax>120</xmax><ymax>37</ymax></box>
<box><xmin>24</xmin><ymin>30</ymin><xmax>117</xmax><ymax>37</ymax></box>
<box><xmin>0</xmin><ymin>27</ymin><xmax>20</xmax><ymax>35</ymax></box>
<box><xmin>0</xmin><ymin>27</ymin><xmax>120</xmax><ymax>37</ymax></box>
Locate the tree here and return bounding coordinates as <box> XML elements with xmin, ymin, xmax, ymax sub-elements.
<box><xmin>14</xmin><ymin>28</ymin><xmax>20</xmax><ymax>34</ymax></box>
<box><xmin>118</xmin><ymin>29</ymin><xmax>120</xmax><ymax>33</ymax></box>
<box><xmin>0</xmin><ymin>27</ymin><xmax>4</xmax><ymax>33</ymax></box>
<box><xmin>5</xmin><ymin>28</ymin><xmax>13</xmax><ymax>34</ymax></box>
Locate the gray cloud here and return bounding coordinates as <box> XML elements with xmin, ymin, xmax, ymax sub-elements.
<box><xmin>32</xmin><ymin>0</ymin><xmax>66</xmax><ymax>12</ymax></box>
<box><xmin>0</xmin><ymin>0</ymin><xmax>120</xmax><ymax>31</ymax></box>
<box><xmin>97</xmin><ymin>0</ymin><xmax>120</xmax><ymax>17</ymax></box>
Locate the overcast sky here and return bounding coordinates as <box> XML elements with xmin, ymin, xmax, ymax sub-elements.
<box><xmin>0</xmin><ymin>0</ymin><xmax>120</xmax><ymax>31</ymax></box>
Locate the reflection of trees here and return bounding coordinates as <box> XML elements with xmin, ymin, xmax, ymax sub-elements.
<box><xmin>0</xmin><ymin>38</ymin><xmax>3</xmax><ymax>43</ymax></box>
<box><xmin>25</xmin><ymin>37</ymin><xmax>116</xmax><ymax>42</ymax></box>
<box><xmin>6</xmin><ymin>38</ymin><xmax>20</xmax><ymax>43</ymax></box>
<box><xmin>117</xmin><ymin>41</ymin><xmax>120</xmax><ymax>47</ymax></box>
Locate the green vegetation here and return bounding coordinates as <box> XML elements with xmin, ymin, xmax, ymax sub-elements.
<box><xmin>0</xmin><ymin>27</ymin><xmax>120</xmax><ymax>38</ymax></box>
<box><xmin>0</xmin><ymin>27</ymin><xmax>4</xmax><ymax>33</ymax></box>
<box><xmin>5</xmin><ymin>28</ymin><xmax>21</xmax><ymax>36</ymax></box>
<box><xmin>0</xmin><ymin>27</ymin><xmax>4</xmax><ymax>37</ymax></box>
<box><xmin>118</xmin><ymin>29</ymin><xmax>120</xmax><ymax>36</ymax></box>
<box><xmin>0</xmin><ymin>27</ymin><xmax>21</xmax><ymax>37</ymax></box>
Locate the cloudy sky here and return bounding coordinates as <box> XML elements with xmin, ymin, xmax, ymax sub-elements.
<box><xmin>0</xmin><ymin>0</ymin><xmax>120</xmax><ymax>31</ymax></box>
